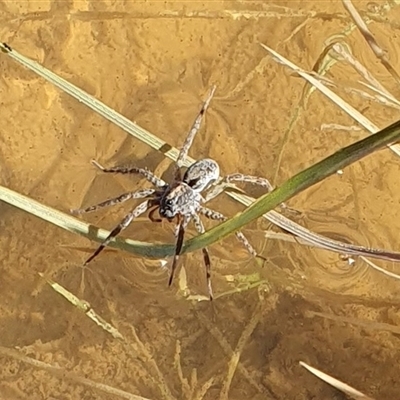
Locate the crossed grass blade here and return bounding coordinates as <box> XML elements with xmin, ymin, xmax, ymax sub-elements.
<box><xmin>2</xmin><ymin>43</ymin><xmax>400</xmax><ymax>259</ymax></box>
<box><xmin>183</xmin><ymin>118</ymin><xmax>400</xmax><ymax>253</ymax></box>
<box><xmin>1</xmin><ymin>117</ymin><xmax>399</xmax><ymax>259</ymax></box>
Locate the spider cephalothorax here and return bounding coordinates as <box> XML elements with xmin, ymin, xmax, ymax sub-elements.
<box><xmin>158</xmin><ymin>181</ymin><xmax>203</xmax><ymax>220</ymax></box>
<box><xmin>72</xmin><ymin>87</ymin><xmax>277</xmax><ymax>299</ymax></box>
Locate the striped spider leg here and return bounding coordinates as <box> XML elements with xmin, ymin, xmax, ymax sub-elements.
<box><xmin>173</xmin><ymin>85</ymin><xmax>216</xmax><ymax>181</ymax></box>
<box><xmin>204</xmin><ymin>172</ymin><xmax>288</xmax><ymax>211</ymax></box>
<box><xmin>182</xmin><ymin>159</ymin><xmax>265</xmax><ymax>283</ymax></box>
<box><xmin>191</xmin><ymin>213</ymin><xmax>213</xmax><ymax>299</ymax></box>
<box><xmin>71</xmin><ymin>189</ymin><xmax>158</xmax><ymax>265</ymax></box>
<box><xmin>183</xmin><ymin>160</ymin><xmax>261</xmax><ymax>259</ymax></box>
<box><xmin>198</xmin><ymin>205</ymin><xmax>259</xmax><ymax>258</ymax></box>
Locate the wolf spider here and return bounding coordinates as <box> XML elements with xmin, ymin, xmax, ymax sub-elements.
<box><xmin>71</xmin><ymin>86</ymin><xmax>279</xmax><ymax>300</ymax></box>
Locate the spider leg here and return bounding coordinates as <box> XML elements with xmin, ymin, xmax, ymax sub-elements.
<box><xmin>204</xmin><ymin>173</ymin><xmax>289</xmax><ymax>211</ymax></box>
<box><xmin>83</xmin><ymin>200</ymin><xmax>151</xmax><ymax>266</ymax></box>
<box><xmin>71</xmin><ymin>188</ymin><xmax>155</xmax><ymax>215</ymax></box>
<box><xmin>199</xmin><ymin>206</ymin><xmax>258</xmax><ymax>257</ymax></box>
<box><xmin>192</xmin><ymin>213</ymin><xmax>213</xmax><ymax>300</ymax></box>
<box><xmin>224</xmin><ymin>173</ymin><xmax>275</xmax><ymax>192</ymax></box>
<box><xmin>91</xmin><ymin>159</ymin><xmax>166</xmax><ymax>188</ymax></box>
<box><xmin>174</xmin><ymin>86</ymin><xmax>216</xmax><ymax>180</ymax></box>
<box><xmin>168</xmin><ymin>217</ymin><xmax>187</xmax><ymax>289</ymax></box>
<box><xmin>148</xmin><ymin>205</ymin><xmax>162</xmax><ymax>222</ymax></box>
<box><xmin>222</xmin><ymin>173</ymin><xmax>289</xmax><ymax>210</ymax></box>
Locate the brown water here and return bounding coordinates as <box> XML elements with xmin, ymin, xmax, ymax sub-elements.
<box><xmin>1</xmin><ymin>1</ymin><xmax>400</xmax><ymax>399</ymax></box>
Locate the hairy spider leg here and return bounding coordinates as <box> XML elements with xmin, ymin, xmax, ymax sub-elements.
<box><xmin>91</xmin><ymin>159</ymin><xmax>166</xmax><ymax>188</ymax></box>
<box><xmin>224</xmin><ymin>173</ymin><xmax>275</xmax><ymax>192</ymax></box>
<box><xmin>71</xmin><ymin>188</ymin><xmax>156</xmax><ymax>214</ymax></box>
<box><xmin>168</xmin><ymin>214</ymin><xmax>191</xmax><ymax>290</ymax></box>
<box><xmin>199</xmin><ymin>206</ymin><xmax>258</xmax><ymax>257</ymax></box>
<box><xmin>83</xmin><ymin>199</ymin><xmax>152</xmax><ymax>266</ymax></box>
<box><xmin>210</xmin><ymin>173</ymin><xmax>289</xmax><ymax>211</ymax></box>
<box><xmin>204</xmin><ymin>172</ymin><xmax>276</xmax><ymax>202</ymax></box>
<box><xmin>174</xmin><ymin>85</ymin><xmax>216</xmax><ymax>181</ymax></box>
<box><xmin>192</xmin><ymin>213</ymin><xmax>213</xmax><ymax>300</ymax></box>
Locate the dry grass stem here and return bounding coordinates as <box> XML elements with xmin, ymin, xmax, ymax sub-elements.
<box><xmin>361</xmin><ymin>257</ymin><xmax>400</xmax><ymax>281</ymax></box>
<box><xmin>40</xmin><ymin>274</ymin><xmax>175</xmax><ymax>399</ymax></box>
<box><xmin>260</xmin><ymin>43</ymin><xmax>400</xmax><ymax>158</ymax></box>
<box><xmin>173</xmin><ymin>339</ymin><xmax>215</xmax><ymax>400</ymax></box>
<box><xmin>331</xmin><ymin>42</ymin><xmax>395</xmax><ymax>100</ymax></box>
<box><xmin>342</xmin><ymin>0</ymin><xmax>400</xmax><ymax>85</ymax></box>
<box><xmin>194</xmin><ymin>377</ymin><xmax>216</xmax><ymax>400</ymax></box>
<box><xmin>300</xmin><ymin>361</ymin><xmax>376</xmax><ymax>399</ymax></box>
<box><xmin>264</xmin><ymin>230</ymin><xmax>400</xmax><ymax>280</ymax></box>
<box><xmin>0</xmin><ymin>346</ymin><xmax>151</xmax><ymax>400</ymax></box>
<box><xmin>282</xmin><ymin>17</ymin><xmax>311</xmax><ymax>44</ymax></box>
<box><xmin>12</xmin><ymin>5</ymin><xmax>400</xmax><ymax>23</ymax></box>
<box><xmin>358</xmin><ymin>80</ymin><xmax>400</xmax><ymax>107</ymax></box>
<box><xmin>39</xmin><ymin>273</ymin><xmax>125</xmax><ymax>340</ymax></box>
<box><xmin>321</xmin><ymin>123</ymin><xmax>362</xmax><ymax>132</ymax></box>
<box><xmin>124</xmin><ymin>325</ymin><xmax>177</xmax><ymax>400</ymax></box>
<box><xmin>307</xmin><ymin>74</ymin><xmax>400</xmax><ymax>109</ymax></box>
<box><xmin>195</xmin><ymin>312</ymin><xmax>267</xmax><ymax>394</ymax></box>
<box><xmin>174</xmin><ymin>341</ymin><xmax>193</xmax><ymax>398</ymax></box>
<box><xmin>220</xmin><ymin>287</ymin><xmax>273</xmax><ymax>399</ymax></box>
<box><xmin>342</xmin><ymin>86</ymin><xmax>400</xmax><ymax>109</ymax></box>
<box><xmin>306</xmin><ymin>310</ymin><xmax>400</xmax><ymax>336</ymax></box>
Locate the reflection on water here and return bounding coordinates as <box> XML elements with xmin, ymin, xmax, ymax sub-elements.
<box><xmin>1</xmin><ymin>0</ymin><xmax>400</xmax><ymax>399</ymax></box>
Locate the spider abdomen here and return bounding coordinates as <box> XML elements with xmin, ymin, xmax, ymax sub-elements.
<box><xmin>183</xmin><ymin>159</ymin><xmax>220</xmax><ymax>192</ymax></box>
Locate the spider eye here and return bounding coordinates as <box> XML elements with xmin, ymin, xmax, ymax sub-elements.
<box><xmin>165</xmin><ymin>199</ymin><xmax>173</xmax><ymax>206</ymax></box>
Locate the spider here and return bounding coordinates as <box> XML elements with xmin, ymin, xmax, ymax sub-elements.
<box><xmin>71</xmin><ymin>86</ymin><xmax>280</xmax><ymax>300</ymax></box>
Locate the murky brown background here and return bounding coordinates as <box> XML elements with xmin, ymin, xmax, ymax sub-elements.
<box><xmin>1</xmin><ymin>0</ymin><xmax>400</xmax><ymax>399</ymax></box>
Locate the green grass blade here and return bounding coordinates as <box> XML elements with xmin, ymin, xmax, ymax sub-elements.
<box><xmin>1</xmin><ymin>119</ymin><xmax>399</xmax><ymax>258</ymax></box>
<box><xmin>0</xmin><ymin>185</ymin><xmax>174</xmax><ymax>258</ymax></box>
<box><xmin>2</xmin><ymin>43</ymin><xmax>400</xmax><ymax>259</ymax></box>
<box><xmin>182</xmin><ymin>119</ymin><xmax>400</xmax><ymax>253</ymax></box>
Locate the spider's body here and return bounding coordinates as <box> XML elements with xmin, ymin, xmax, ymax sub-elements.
<box><xmin>183</xmin><ymin>158</ymin><xmax>220</xmax><ymax>192</ymax></box>
<box><xmin>158</xmin><ymin>180</ymin><xmax>203</xmax><ymax>220</ymax></box>
<box><xmin>72</xmin><ymin>87</ymin><xmax>277</xmax><ymax>299</ymax></box>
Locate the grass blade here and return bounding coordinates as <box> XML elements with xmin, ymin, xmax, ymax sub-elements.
<box><xmin>1</xmin><ymin>116</ymin><xmax>400</xmax><ymax>259</ymax></box>
<box><xmin>2</xmin><ymin>43</ymin><xmax>400</xmax><ymax>262</ymax></box>
<box><xmin>300</xmin><ymin>361</ymin><xmax>376</xmax><ymax>399</ymax></box>
<box><xmin>342</xmin><ymin>0</ymin><xmax>400</xmax><ymax>85</ymax></box>
<box><xmin>182</xmin><ymin>118</ymin><xmax>400</xmax><ymax>253</ymax></box>
<box><xmin>0</xmin><ymin>43</ymin><xmax>183</xmax><ymax>164</ymax></box>
<box><xmin>0</xmin><ymin>184</ymin><xmax>174</xmax><ymax>258</ymax></box>
<box><xmin>260</xmin><ymin>42</ymin><xmax>400</xmax><ymax>157</ymax></box>
<box><xmin>39</xmin><ymin>273</ymin><xmax>124</xmax><ymax>339</ymax></box>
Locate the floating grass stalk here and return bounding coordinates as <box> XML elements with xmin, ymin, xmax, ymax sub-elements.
<box><xmin>2</xmin><ymin>43</ymin><xmax>400</xmax><ymax>263</ymax></box>
<box><xmin>300</xmin><ymin>361</ymin><xmax>376</xmax><ymax>399</ymax></box>
<box><xmin>342</xmin><ymin>0</ymin><xmax>400</xmax><ymax>85</ymax></box>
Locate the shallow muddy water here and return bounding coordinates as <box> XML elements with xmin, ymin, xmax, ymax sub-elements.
<box><xmin>1</xmin><ymin>1</ymin><xmax>400</xmax><ymax>399</ymax></box>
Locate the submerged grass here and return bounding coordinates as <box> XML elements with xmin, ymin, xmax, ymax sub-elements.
<box><xmin>300</xmin><ymin>361</ymin><xmax>376</xmax><ymax>400</ymax></box>
<box><xmin>342</xmin><ymin>0</ymin><xmax>400</xmax><ymax>85</ymax></box>
<box><xmin>2</xmin><ymin>3</ymin><xmax>400</xmax><ymax>396</ymax></box>
<box><xmin>2</xmin><ymin>42</ymin><xmax>400</xmax><ymax>260</ymax></box>
<box><xmin>1</xmin><ymin>117</ymin><xmax>400</xmax><ymax>257</ymax></box>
